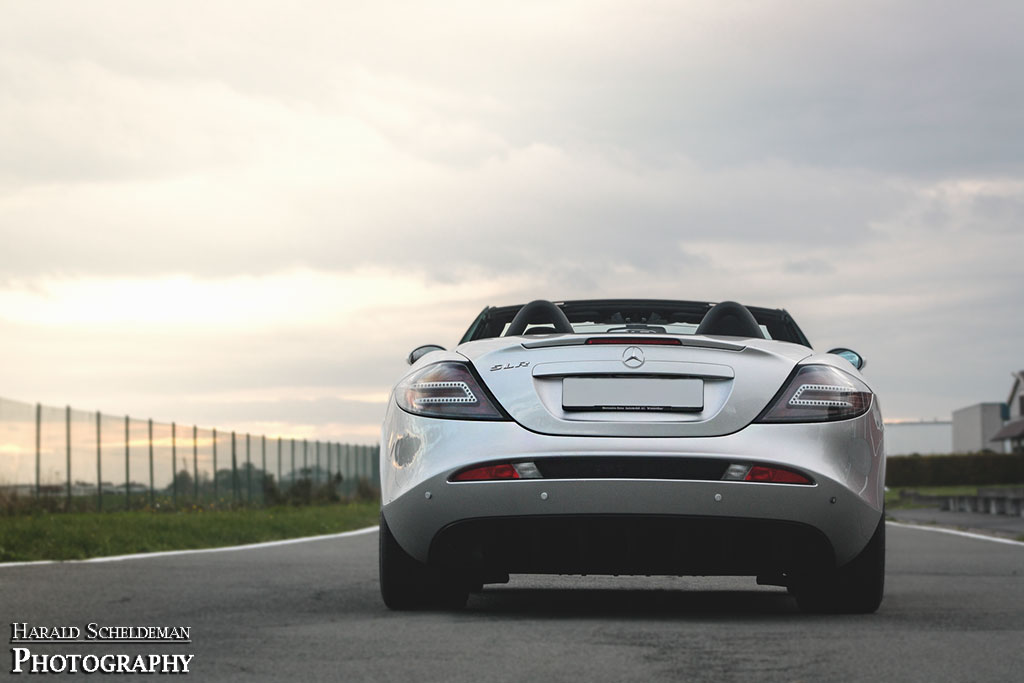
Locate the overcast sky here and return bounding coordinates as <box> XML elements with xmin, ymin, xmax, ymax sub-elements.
<box><xmin>1</xmin><ymin>1</ymin><xmax>1022</xmax><ymax>444</ymax></box>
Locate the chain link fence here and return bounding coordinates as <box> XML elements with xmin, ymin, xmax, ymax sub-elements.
<box><xmin>0</xmin><ymin>396</ymin><xmax>380</xmax><ymax>511</ymax></box>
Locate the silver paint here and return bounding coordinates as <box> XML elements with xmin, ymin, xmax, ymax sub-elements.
<box><xmin>381</xmin><ymin>333</ymin><xmax>885</xmax><ymax>573</ymax></box>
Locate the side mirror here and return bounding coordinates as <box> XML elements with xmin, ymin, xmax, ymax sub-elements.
<box><xmin>407</xmin><ymin>344</ymin><xmax>445</xmax><ymax>365</ymax></box>
<box><xmin>827</xmin><ymin>347</ymin><xmax>866</xmax><ymax>371</ymax></box>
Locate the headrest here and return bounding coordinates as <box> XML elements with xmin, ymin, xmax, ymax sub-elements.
<box><xmin>695</xmin><ymin>301</ymin><xmax>764</xmax><ymax>338</ymax></box>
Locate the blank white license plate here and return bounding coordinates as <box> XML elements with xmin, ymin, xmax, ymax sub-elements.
<box><xmin>562</xmin><ymin>377</ymin><xmax>704</xmax><ymax>412</ymax></box>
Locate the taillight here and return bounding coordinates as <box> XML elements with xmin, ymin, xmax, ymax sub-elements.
<box><xmin>744</xmin><ymin>465</ymin><xmax>812</xmax><ymax>484</ymax></box>
<box><xmin>721</xmin><ymin>462</ymin><xmax>814</xmax><ymax>485</ymax></box>
<box><xmin>395</xmin><ymin>362</ymin><xmax>507</xmax><ymax>420</ymax></box>
<box><xmin>451</xmin><ymin>461</ymin><xmax>542</xmax><ymax>481</ymax></box>
<box><xmin>452</xmin><ymin>464</ymin><xmax>520</xmax><ymax>481</ymax></box>
<box><xmin>755</xmin><ymin>364</ymin><xmax>872</xmax><ymax>423</ymax></box>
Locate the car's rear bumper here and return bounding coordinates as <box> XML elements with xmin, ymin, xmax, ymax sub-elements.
<box><xmin>380</xmin><ymin>401</ymin><xmax>885</xmax><ymax>572</ymax></box>
<box><xmin>382</xmin><ymin>469</ymin><xmax>882</xmax><ymax>571</ymax></box>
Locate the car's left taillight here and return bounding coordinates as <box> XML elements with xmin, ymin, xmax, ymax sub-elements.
<box><xmin>395</xmin><ymin>362</ymin><xmax>508</xmax><ymax>420</ymax></box>
<box><xmin>755</xmin><ymin>364</ymin><xmax>872</xmax><ymax>423</ymax></box>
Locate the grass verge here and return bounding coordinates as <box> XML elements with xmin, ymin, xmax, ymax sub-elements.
<box><xmin>0</xmin><ymin>502</ymin><xmax>379</xmax><ymax>563</ymax></box>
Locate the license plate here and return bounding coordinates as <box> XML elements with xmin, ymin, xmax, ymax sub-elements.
<box><xmin>561</xmin><ymin>377</ymin><xmax>704</xmax><ymax>412</ymax></box>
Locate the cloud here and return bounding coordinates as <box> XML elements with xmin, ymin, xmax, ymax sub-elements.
<box><xmin>1</xmin><ymin>1</ymin><xmax>1023</xmax><ymax>438</ymax></box>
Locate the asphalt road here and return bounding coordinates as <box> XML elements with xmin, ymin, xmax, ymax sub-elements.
<box><xmin>3</xmin><ymin>524</ymin><xmax>1023</xmax><ymax>682</ymax></box>
<box><xmin>888</xmin><ymin>506</ymin><xmax>1024</xmax><ymax>539</ymax></box>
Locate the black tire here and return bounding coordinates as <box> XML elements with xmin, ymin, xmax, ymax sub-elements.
<box><xmin>793</xmin><ymin>514</ymin><xmax>885</xmax><ymax>614</ymax></box>
<box><xmin>379</xmin><ymin>512</ymin><xmax>468</xmax><ymax>610</ymax></box>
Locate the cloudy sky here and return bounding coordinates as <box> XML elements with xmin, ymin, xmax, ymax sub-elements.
<box><xmin>2</xmin><ymin>1</ymin><xmax>1022</xmax><ymax>444</ymax></box>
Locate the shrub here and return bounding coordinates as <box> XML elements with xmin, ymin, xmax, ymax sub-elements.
<box><xmin>886</xmin><ymin>453</ymin><xmax>1024</xmax><ymax>487</ymax></box>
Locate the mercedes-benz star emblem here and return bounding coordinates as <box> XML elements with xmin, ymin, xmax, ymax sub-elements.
<box><xmin>622</xmin><ymin>346</ymin><xmax>645</xmax><ymax>368</ymax></box>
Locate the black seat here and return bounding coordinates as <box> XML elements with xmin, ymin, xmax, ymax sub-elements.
<box><xmin>695</xmin><ymin>301</ymin><xmax>764</xmax><ymax>338</ymax></box>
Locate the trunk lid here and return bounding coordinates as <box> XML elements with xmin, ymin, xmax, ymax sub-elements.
<box><xmin>457</xmin><ymin>335</ymin><xmax>812</xmax><ymax>437</ymax></box>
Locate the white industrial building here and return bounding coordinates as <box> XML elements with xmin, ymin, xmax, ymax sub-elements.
<box><xmin>952</xmin><ymin>370</ymin><xmax>1024</xmax><ymax>455</ymax></box>
<box><xmin>952</xmin><ymin>403</ymin><xmax>1009</xmax><ymax>454</ymax></box>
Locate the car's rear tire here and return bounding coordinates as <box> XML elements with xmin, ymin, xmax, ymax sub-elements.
<box><xmin>379</xmin><ymin>512</ymin><xmax>468</xmax><ymax>610</ymax></box>
<box><xmin>793</xmin><ymin>514</ymin><xmax>885</xmax><ymax>614</ymax></box>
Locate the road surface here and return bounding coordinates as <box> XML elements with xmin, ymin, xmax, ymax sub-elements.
<box><xmin>3</xmin><ymin>523</ymin><xmax>1022</xmax><ymax>682</ymax></box>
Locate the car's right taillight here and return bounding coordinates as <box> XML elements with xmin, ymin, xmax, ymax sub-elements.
<box><xmin>755</xmin><ymin>364</ymin><xmax>872</xmax><ymax>423</ymax></box>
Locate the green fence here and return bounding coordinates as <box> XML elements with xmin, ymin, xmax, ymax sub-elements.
<box><xmin>0</xmin><ymin>396</ymin><xmax>380</xmax><ymax>511</ymax></box>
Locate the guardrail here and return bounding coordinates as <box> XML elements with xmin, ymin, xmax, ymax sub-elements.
<box><xmin>0</xmin><ymin>396</ymin><xmax>380</xmax><ymax>511</ymax></box>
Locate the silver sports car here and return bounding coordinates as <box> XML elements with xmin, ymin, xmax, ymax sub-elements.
<box><xmin>379</xmin><ymin>299</ymin><xmax>885</xmax><ymax>613</ymax></box>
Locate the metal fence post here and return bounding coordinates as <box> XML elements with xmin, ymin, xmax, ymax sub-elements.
<box><xmin>354</xmin><ymin>443</ymin><xmax>360</xmax><ymax>494</ymax></box>
<box><xmin>246</xmin><ymin>433</ymin><xmax>252</xmax><ymax>504</ymax></box>
<box><xmin>349</xmin><ymin>443</ymin><xmax>356</xmax><ymax>496</ymax></box>
<box><xmin>290</xmin><ymin>438</ymin><xmax>295</xmax><ymax>492</ymax></box>
<box><xmin>343</xmin><ymin>443</ymin><xmax>350</xmax><ymax>496</ymax></box>
<box><xmin>192</xmin><ymin>425</ymin><xmax>198</xmax><ymax>500</ymax></box>
<box><xmin>65</xmin><ymin>405</ymin><xmax>71</xmax><ymax>511</ymax></box>
<box><xmin>303</xmin><ymin>439</ymin><xmax>309</xmax><ymax>503</ymax></box>
<box><xmin>172</xmin><ymin>422</ymin><xmax>177</xmax><ymax>508</ymax></box>
<box><xmin>327</xmin><ymin>442</ymin><xmax>332</xmax><ymax>483</ymax></box>
<box><xmin>277</xmin><ymin>436</ymin><xmax>282</xmax><ymax>491</ymax></box>
<box><xmin>260</xmin><ymin>435</ymin><xmax>266</xmax><ymax>504</ymax></box>
<box><xmin>125</xmin><ymin>415</ymin><xmax>130</xmax><ymax>509</ymax></box>
<box><xmin>148</xmin><ymin>418</ymin><xmax>154</xmax><ymax>507</ymax></box>
<box><xmin>373</xmin><ymin>444</ymin><xmax>381</xmax><ymax>490</ymax></box>
<box><xmin>96</xmin><ymin>411</ymin><xmax>102</xmax><ymax>512</ymax></box>
<box><xmin>355</xmin><ymin>444</ymin><xmax>361</xmax><ymax>485</ymax></box>
<box><xmin>212</xmin><ymin>428</ymin><xmax>218</xmax><ymax>498</ymax></box>
<box><xmin>231</xmin><ymin>431</ymin><xmax>238</xmax><ymax>504</ymax></box>
<box><xmin>35</xmin><ymin>403</ymin><xmax>41</xmax><ymax>499</ymax></box>
<box><xmin>316</xmin><ymin>441</ymin><xmax>321</xmax><ymax>484</ymax></box>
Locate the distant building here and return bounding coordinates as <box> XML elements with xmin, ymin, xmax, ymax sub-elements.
<box><xmin>884</xmin><ymin>420</ymin><xmax>952</xmax><ymax>456</ymax></box>
<box><xmin>991</xmin><ymin>370</ymin><xmax>1024</xmax><ymax>453</ymax></box>
<box><xmin>1008</xmin><ymin>370</ymin><xmax>1024</xmax><ymax>420</ymax></box>
<box><xmin>952</xmin><ymin>403</ymin><xmax>1009</xmax><ymax>454</ymax></box>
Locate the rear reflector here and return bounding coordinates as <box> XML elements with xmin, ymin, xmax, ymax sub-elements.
<box><xmin>452</xmin><ymin>463</ymin><xmax>521</xmax><ymax>481</ymax></box>
<box><xmin>744</xmin><ymin>465</ymin><xmax>812</xmax><ymax>485</ymax></box>
<box><xmin>585</xmin><ymin>337</ymin><xmax>682</xmax><ymax>345</ymax></box>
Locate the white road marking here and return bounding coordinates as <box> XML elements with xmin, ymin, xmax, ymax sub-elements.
<box><xmin>887</xmin><ymin>520</ymin><xmax>1024</xmax><ymax>547</ymax></box>
<box><xmin>0</xmin><ymin>525</ymin><xmax>380</xmax><ymax>568</ymax></box>
<box><xmin>3</xmin><ymin>521</ymin><xmax>1020</xmax><ymax>568</ymax></box>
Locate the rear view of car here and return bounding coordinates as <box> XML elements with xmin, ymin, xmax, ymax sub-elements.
<box><xmin>379</xmin><ymin>299</ymin><xmax>885</xmax><ymax>613</ymax></box>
